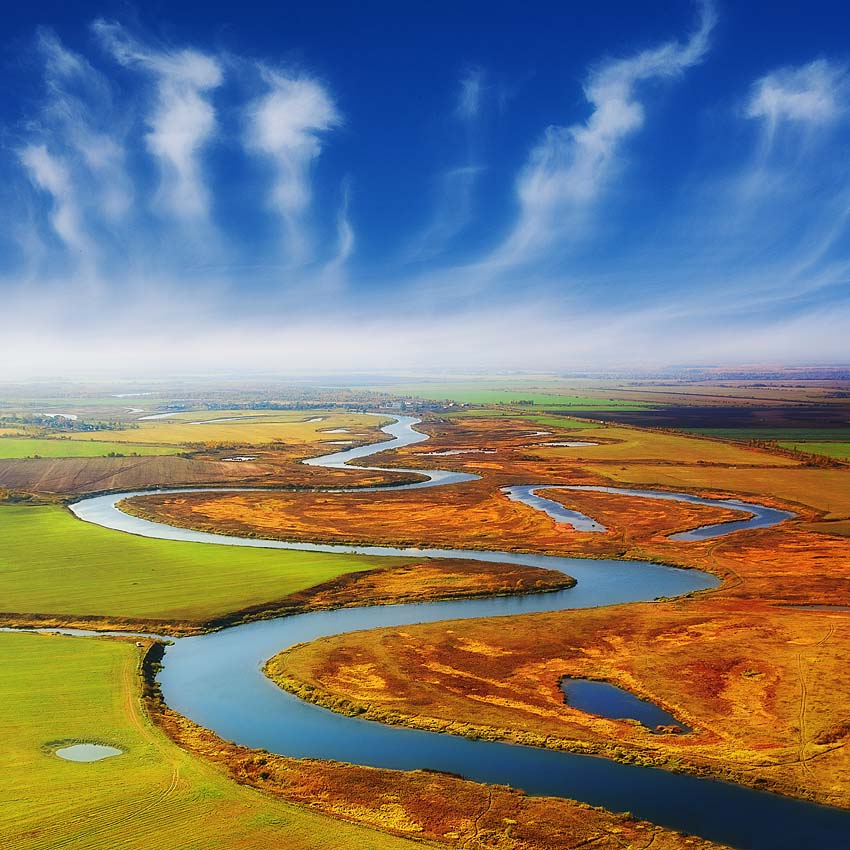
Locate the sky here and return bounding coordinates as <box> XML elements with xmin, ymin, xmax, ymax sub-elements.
<box><xmin>2</xmin><ymin>0</ymin><xmax>850</xmax><ymax>377</ymax></box>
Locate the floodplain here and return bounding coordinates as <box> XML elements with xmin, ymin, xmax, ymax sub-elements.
<box><xmin>2</xmin><ymin>374</ymin><xmax>849</xmax><ymax>850</ymax></box>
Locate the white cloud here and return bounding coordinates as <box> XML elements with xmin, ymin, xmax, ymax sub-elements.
<box><xmin>18</xmin><ymin>144</ymin><xmax>90</xmax><ymax>259</ymax></box>
<box><xmin>403</xmin><ymin>165</ymin><xmax>483</xmax><ymax>262</ymax></box>
<box><xmin>322</xmin><ymin>177</ymin><xmax>354</xmax><ymax>278</ymax></box>
<box><xmin>488</xmin><ymin>1</ymin><xmax>716</xmax><ymax>268</ymax></box>
<box><xmin>245</xmin><ymin>69</ymin><xmax>339</xmax><ymax>261</ymax></box>
<box><xmin>36</xmin><ymin>29</ymin><xmax>132</xmax><ymax>221</ymax></box>
<box><xmin>93</xmin><ymin>19</ymin><xmax>222</xmax><ymax>220</ymax></box>
<box><xmin>747</xmin><ymin>60</ymin><xmax>847</xmax><ymax>132</ymax></box>
<box><xmin>457</xmin><ymin>67</ymin><xmax>485</xmax><ymax>122</ymax></box>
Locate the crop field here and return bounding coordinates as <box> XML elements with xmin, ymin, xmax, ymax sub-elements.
<box><xmin>680</xmin><ymin>428</ymin><xmax>850</xmax><ymax>441</ymax></box>
<box><xmin>65</xmin><ymin>410</ymin><xmax>387</xmax><ymax>447</ymax></box>
<box><xmin>0</xmin><ymin>504</ymin><xmax>413</xmax><ymax>624</ymax></box>
<box><xmin>530</xmin><ymin>425</ymin><xmax>798</xmax><ymax>466</ymax></box>
<box><xmin>592</xmin><ymin>463</ymin><xmax>850</xmax><ymax>519</ymax></box>
<box><xmin>0</xmin><ymin>438</ymin><xmax>179</xmax><ymax>458</ymax></box>
<box><xmin>369</xmin><ymin>382</ymin><xmax>653</xmax><ymax>408</ymax></box>
<box><xmin>777</xmin><ymin>441</ymin><xmax>850</xmax><ymax>461</ymax></box>
<box><xmin>443</xmin><ymin>409</ymin><xmax>600</xmax><ymax>428</ymax></box>
<box><xmin>0</xmin><ymin>631</ymin><xmax>423</xmax><ymax>850</ymax></box>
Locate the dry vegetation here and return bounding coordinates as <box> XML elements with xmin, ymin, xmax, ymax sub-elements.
<box><xmin>9</xmin><ymin>407</ymin><xmax>850</xmax><ymax>848</ymax></box>
<box><xmin>0</xmin><ymin>411</ymin><xmax>418</xmax><ymax>496</ymax></box>
<box><xmin>144</xmin><ymin>645</ymin><xmax>729</xmax><ymax>850</ymax></box>
<box><xmin>124</xmin><ymin>415</ymin><xmax>850</xmax><ymax>810</ymax></box>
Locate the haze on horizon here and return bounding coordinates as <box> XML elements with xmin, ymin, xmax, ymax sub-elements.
<box><xmin>2</xmin><ymin>0</ymin><xmax>849</xmax><ymax>378</ymax></box>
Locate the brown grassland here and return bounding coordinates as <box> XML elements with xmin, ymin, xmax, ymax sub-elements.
<box><xmin>0</xmin><ymin>446</ymin><xmax>421</xmax><ymax>496</ymax></box>
<box><xmin>142</xmin><ymin>640</ymin><xmax>728</xmax><ymax>850</ymax></box>
<box><xmin>120</xmin><ymin>416</ymin><xmax>850</xmax><ymax>812</ymax></box>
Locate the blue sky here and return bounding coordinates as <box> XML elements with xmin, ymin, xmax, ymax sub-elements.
<box><xmin>2</xmin><ymin>0</ymin><xmax>850</xmax><ymax>376</ymax></box>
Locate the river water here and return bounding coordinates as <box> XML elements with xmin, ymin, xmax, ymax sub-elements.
<box><xmin>67</xmin><ymin>415</ymin><xmax>849</xmax><ymax>849</ymax></box>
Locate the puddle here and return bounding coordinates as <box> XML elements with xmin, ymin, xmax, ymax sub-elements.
<box><xmin>562</xmin><ymin>678</ymin><xmax>690</xmax><ymax>732</ymax></box>
<box><xmin>421</xmin><ymin>449</ymin><xmax>497</xmax><ymax>456</ymax></box>
<box><xmin>55</xmin><ymin>743</ymin><xmax>124</xmax><ymax>762</ymax></box>
<box><xmin>537</xmin><ymin>441</ymin><xmax>599</xmax><ymax>447</ymax></box>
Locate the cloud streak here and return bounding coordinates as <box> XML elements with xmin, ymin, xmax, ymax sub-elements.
<box><xmin>747</xmin><ymin>60</ymin><xmax>847</xmax><ymax>140</ymax></box>
<box><xmin>245</xmin><ymin>69</ymin><xmax>339</xmax><ymax>262</ymax></box>
<box><xmin>18</xmin><ymin>144</ymin><xmax>91</xmax><ymax>263</ymax></box>
<box><xmin>93</xmin><ymin>19</ymin><xmax>223</xmax><ymax>220</ymax></box>
<box><xmin>486</xmin><ymin>0</ymin><xmax>716</xmax><ymax>268</ymax></box>
<box><xmin>5</xmin><ymin>4</ymin><xmax>850</xmax><ymax>377</ymax></box>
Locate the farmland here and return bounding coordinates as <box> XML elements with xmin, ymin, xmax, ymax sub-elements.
<box><xmin>366</xmin><ymin>382</ymin><xmax>653</xmax><ymax>408</ymax></box>
<box><xmin>777</xmin><ymin>441</ymin><xmax>850</xmax><ymax>461</ymax></box>
<box><xmin>0</xmin><ymin>631</ymin><xmax>430</xmax><ymax>850</ymax></box>
<box><xmin>0</xmin><ymin>438</ymin><xmax>179</xmax><ymax>458</ymax></box>
<box><xmin>64</xmin><ymin>410</ymin><xmax>388</xmax><ymax>447</ymax></box>
<box><xmin>0</xmin><ymin>504</ymin><xmax>411</xmax><ymax>626</ymax></box>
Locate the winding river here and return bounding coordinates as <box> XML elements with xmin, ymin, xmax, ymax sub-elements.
<box><xmin>68</xmin><ymin>416</ymin><xmax>850</xmax><ymax>849</ymax></box>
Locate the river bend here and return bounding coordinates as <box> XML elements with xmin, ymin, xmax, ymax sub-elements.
<box><xmin>66</xmin><ymin>415</ymin><xmax>848</xmax><ymax>850</ymax></box>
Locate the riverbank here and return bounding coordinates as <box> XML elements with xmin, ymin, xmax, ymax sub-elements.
<box><xmin>139</xmin><ymin>640</ymin><xmax>730</xmax><ymax>850</ymax></box>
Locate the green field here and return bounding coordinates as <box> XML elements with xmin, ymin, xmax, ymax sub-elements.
<box><xmin>778</xmin><ymin>442</ymin><xmax>850</xmax><ymax>461</ymax></box>
<box><xmin>680</xmin><ymin>428</ymin><xmax>850</xmax><ymax>441</ymax></box>
<box><xmin>443</xmin><ymin>409</ymin><xmax>600</xmax><ymax>428</ymax></box>
<box><xmin>0</xmin><ymin>505</ymin><xmax>411</xmax><ymax>621</ymax></box>
<box><xmin>0</xmin><ymin>438</ymin><xmax>178</xmax><ymax>459</ymax></box>
<box><xmin>369</xmin><ymin>383</ymin><xmax>652</xmax><ymax>409</ymax></box>
<box><xmin>0</xmin><ymin>631</ymin><xmax>420</xmax><ymax>850</ymax></box>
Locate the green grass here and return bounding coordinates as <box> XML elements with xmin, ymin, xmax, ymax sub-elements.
<box><xmin>369</xmin><ymin>383</ymin><xmax>653</xmax><ymax>408</ymax></box>
<box><xmin>778</xmin><ymin>442</ymin><xmax>850</xmax><ymax>461</ymax></box>
<box><xmin>442</xmin><ymin>409</ymin><xmax>599</xmax><ymax>428</ymax></box>
<box><xmin>0</xmin><ymin>631</ymin><xmax>421</xmax><ymax>850</ymax></box>
<box><xmin>0</xmin><ymin>438</ymin><xmax>178</xmax><ymax>458</ymax></box>
<box><xmin>0</xmin><ymin>504</ymin><xmax>412</xmax><ymax>621</ymax></box>
<box><xmin>680</xmin><ymin>428</ymin><xmax>850</xmax><ymax>441</ymax></box>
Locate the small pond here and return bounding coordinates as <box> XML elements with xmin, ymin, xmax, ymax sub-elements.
<box><xmin>539</xmin><ymin>441</ymin><xmax>599</xmax><ymax>447</ymax></box>
<box><xmin>55</xmin><ymin>743</ymin><xmax>124</xmax><ymax>762</ymax></box>
<box><xmin>562</xmin><ymin>679</ymin><xmax>690</xmax><ymax>732</ymax></box>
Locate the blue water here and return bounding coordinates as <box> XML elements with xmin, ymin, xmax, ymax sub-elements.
<box><xmin>67</xmin><ymin>415</ymin><xmax>848</xmax><ymax>850</ymax></box>
<box><xmin>561</xmin><ymin>678</ymin><xmax>690</xmax><ymax>731</ymax></box>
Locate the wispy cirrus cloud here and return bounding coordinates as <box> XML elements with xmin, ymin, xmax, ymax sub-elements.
<box><xmin>9</xmin><ymin>22</ymin><xmax>346</xmax><ymax>291</ymax></box>
<box><xmin>485</xmin><ymin>0</ymin><xmax>716</xmax><ymax>269</ymax></box>
<box><xmin>746</xmin><ymin>59</ymin><xmax>847</xmax><ymax>139</ymax></box>
<box><xmin>456</xmin><ymin>66</ymin><xmax>485</xmax><ymax>122</ymax></box>
<box><xmin>37</xmin><ymin>28</ymin><xmax>132</xmax><ymax>222</ymax></box>
<box><xmin>402</xmin><ymin>69</ymin><xmax>488</xmax><ymax>263</ymax></box>
<box><xmin>321</xmin><ymin>176</ymin><xmax>355</xmax><ymax>282</ymax></box>
<box><xmin>93</xmin><ymin>19</ymin><xmax>222</xmax><ymax>221</ymax></box>
<box><xmin>245</xmin><ymin>69</ymin><xmax>339</xmax><ymax>262</ymax></box>
<box><xmin>4</xmin><ymin>3</ymin><xmax>850</xmax><ymax>377</ymax></box>
<box><xmin>18</xmin><ymin>144</ymin><xmax>92</xmax><ymax>264</ymax></box>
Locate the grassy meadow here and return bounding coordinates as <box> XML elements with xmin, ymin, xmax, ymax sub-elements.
<box><xmin>444</xmin><ymin>409</ymin><xmax>600</xmax><ymax>428</ymax></box>
<box><xmin>681</xmin><ymin>427</ymin><xmax>850</xmax><ymax>442</ymax></box>
<box><xmin>0</xmin><ymin>631</ymin><xmax>422</xmax><ymax>850</ymax></box>
<box><xmin>369</xmin><ymin>382</ymin><xmax>652</xmax><ymax>408</ymax></box>
<box><xmin>536</xmin><ymin>425</ymin><xmax>798</xmax><ymax>466</ymax></box>
<box><xmin>0</xmin><ymin>504</ymin><xmax>410</xmax><ymax>622</ymax></box>
<box><xmin>592</xmin><ymin>463</ymin><xmax>850</xmax><ymax>519</ymax></box>
<box><xmin>0</xmin><ymin>438</ymin><xmax>179</xmax><ymax>459</ymax></box>
<box><xmin>777</xmin><ymin>441</ymin><xmax>850</xmax><ymax>461</ymax></box>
